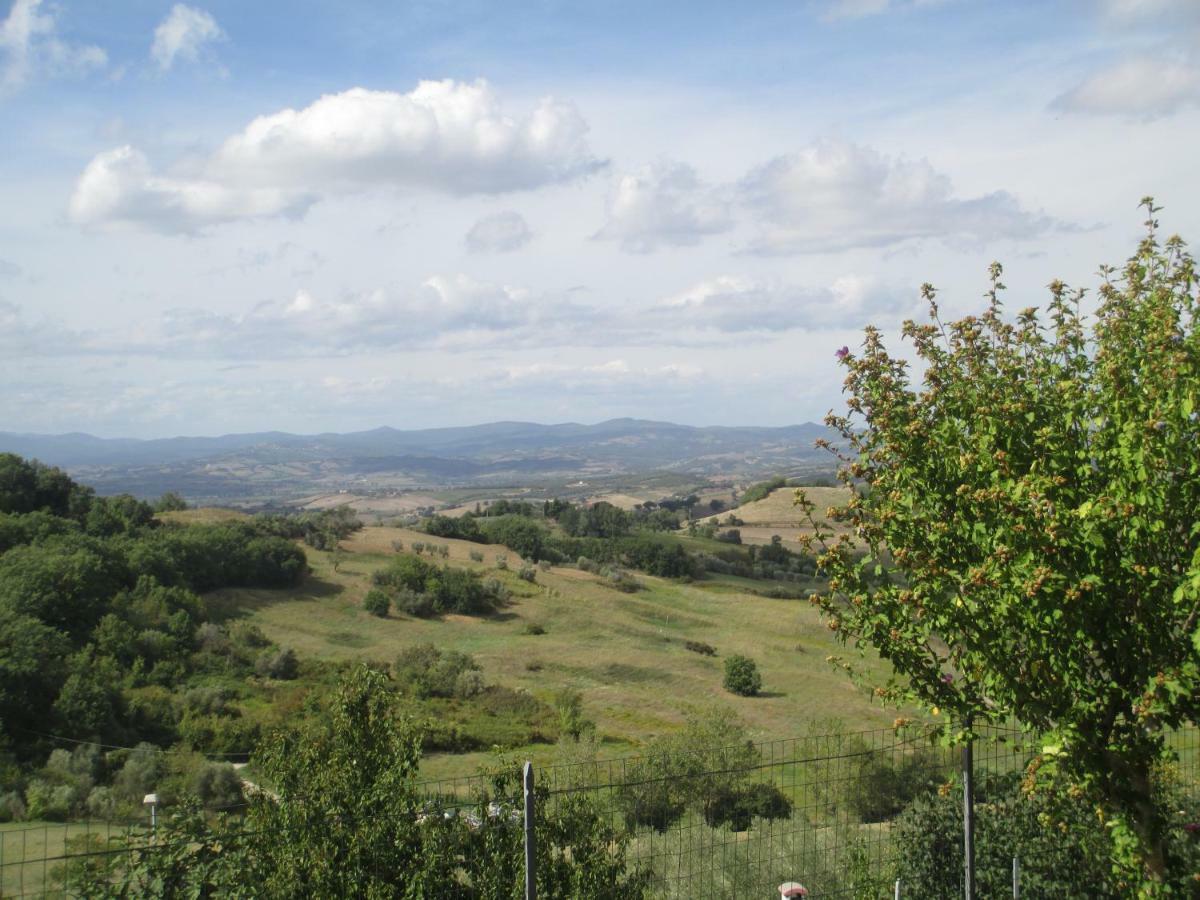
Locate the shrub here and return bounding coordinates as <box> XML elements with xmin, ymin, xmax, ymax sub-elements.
<box><xmin>468</xmin><ymin>550</ymin><xmax>484</xmax><ymax>563</ymax></box>
<box><xmin>553</xmin><ymin>689</ymin><xmax>593</xmax><ymax>742</ymax></box>
<box><xmin>604</xmin><ymin>568</ymin><xmax>640</xmax><ymax>592</ymax></box>
<box><xmin>495</xmin><ymin>554</ymin><xmax>508</xmax><ymax>570</ymax></box>
<box><xmin>522</xmin><ymin>622</ymin><xmax>546</xmax><ymax>636</ymax></box>
<box><xmin>722</xmin><ymin>655</ymin><xmax>762</xmax><ymax>696</ymax></box>
<box><xmin>193</xmin><ymin>763</ymin><xmax>244</xmax><ymax>811</ymax></box>
<box><xmin>363</xmin><ymin>589</ymin><xmax>390</xmax><ymax>618</ymax></box>
<box><xmin>518</xmin><ymin>565</ymin><xmax>536</xmax><ymax>583</ymax></box>
<box><xmin>394</xmin><ymin>644</ymin><xmax>480</xmax><ymax>699</ymax></box>
<box><xmin>257</xmin><ymin>647</ymin><xmax>299</xmax><ymax>680</ymax></box>
<box><xmin>702</xmin><ymin>782</ymin><xmax>792</xmax><ymax>831</ymax></box>
<box><xmin>684</xmin><ymin>640</ymin><xmax>717</xmax><ymax>657</ymax></box>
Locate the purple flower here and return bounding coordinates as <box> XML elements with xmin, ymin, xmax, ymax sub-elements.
<box><xmin>940</xmin><ymin>673</ymin><xmax>954</xmax><ymax>685</ymax></box>
<box><xmin>1184</xmin><ymin>822</ymin><xmax>1200</xmax><ymax>834</ymax></box>
<box><xmin>835</xmin><ymin>346</ymin><xmax>850</xmax><ymax>360</ymax></box>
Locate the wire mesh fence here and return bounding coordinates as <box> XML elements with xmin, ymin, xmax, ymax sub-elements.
<box><xmin>2</xmin><ymin>723</ymin><xmax>1196</xmax><ymax>898</ymax></box>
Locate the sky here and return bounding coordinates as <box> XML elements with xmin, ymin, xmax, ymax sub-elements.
<box><xmin>1</xmin><ymin>0</ymin><xmax>1198</xmax><ymax>438</ymax></box>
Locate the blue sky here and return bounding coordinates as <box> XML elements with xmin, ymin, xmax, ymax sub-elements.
<box><xmin>2</xmin><ymin>0</ymin><xmax>1199</xmax><ymax>437</ymax></box>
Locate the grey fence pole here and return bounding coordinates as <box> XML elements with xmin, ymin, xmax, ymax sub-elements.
<box><xmin>895</xmin><ymin>877</ymin><xmax>901</xmax><ymax>899</ymax></box>
<box><xmin>963</xmin><ymin>738</ymin><xmax>976</xmax><ymax>900</ymax></box>
<box><xmin>523</xmin><ymin>761</ymin><xmax>537</xmax><ymax>900</ymax></box>
<box><xmin>1012</xmin><ymin>856</ymin><xmax>1020</xmax><ymax>899</ymax></box>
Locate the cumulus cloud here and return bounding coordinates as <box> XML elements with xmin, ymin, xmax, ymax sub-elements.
<box><xmin>68</xmin><ymin>145</ymin><xmax>315</xmax><ymax>233</ymax></box>
<box><xmin>594</xmin><ymin>160</ymin><xmax>732</xmax><ymax>253</ymax></box>
<box><xmin>151</xmin><ymin>4</ymin><xmax>223</xmax><ymax>71</ymax></box>
<box><xmin>465</xmin><ymin>210</ymin><xmax>533</xmax><ymax>253</ymax></box>
<box><xmin>1</xmin><ymin>0</ymin><xmax>105</xmax><ymax>92</ymax></box>
<box><xmin>1051</xmin><ymin>56</ymin><xmax>1200</xmax><ymax>119</ymax></box>
<box><xmin>655</xmin><ymin>274</ymin><xmax>914</xmax><ymax>331</ymax></box>
<box><xmin>69</xmin><ymin>80</ymin><xmax>604</xmax><ymax>233</ymax></box>
<box><xmin>738</xmin><ymin>140</ymin><xmax>1055</xmax><ymax>254</ymax></box>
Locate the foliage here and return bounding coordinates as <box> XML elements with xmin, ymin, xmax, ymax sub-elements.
<box><xmin>893</xmin><ymin>772</ymin><xmax>1127</xmax><ymax>897</ymax></box>
<box><xmin>618</xmin><ymin>709</ymin><xmax>773</xmax><ymax>833</ymax></box>
<box><xmin>423</xmin><ymin>514</ymin><xmax>485</xmax><ymax>542</ymax></box>
<box><xmin>803</xmin><ymin>202</ymin><xmax>1200</xmax><ymax>892</ymax></box>
<box><xmin>91</xmin><ymin>667</ymin><xmax>646</xmax><ymax>898</ymax></box>
<box><xmin>723</xmin><ymin>654</ymin><xmax>762</xmax><ymax>697</ymax></box>
<box><xmin>684</xmin><ymin>640</ymin><xmax>717</xmax><ymax>657</ymax></box>
<box><xmin>362</xmin><ymin>588</ymin><xmax>391</xmax><ymax>617</ymax></box>
<box><xmin>394</xmin><ymin>643</ymin><xmax>481</xmax><ymax>699</ymax></box>
<box><xmin>372</xmin><ymin>555</ymin><xmax>506</xmax><ymax>617</ymax></box>
<box><xmin>553</xmin><ymin>688</ymin><xmax>594</xmax><ymax>741</ymax></box>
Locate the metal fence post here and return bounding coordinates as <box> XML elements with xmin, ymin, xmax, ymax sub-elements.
<box><xmin>963</xmin><ymin>737</ymin><xmax>975</xmax><ymax>900</ymax></box>
<box><xmin>1012</xmin><ymin>856</ymin><xmax>1020</xmax><ymax>899</ymax></box>
<box><xmin>523</xmin><ymin>761</ymin><xmax>537</xmax><ymax>900</ymax></box>
<box><xmin>895</xmin><ymin>877</ymin><xmax>901</xmax><ymax>899</ymax></box>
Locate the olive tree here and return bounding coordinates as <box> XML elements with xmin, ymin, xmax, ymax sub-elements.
<box><xmin>801</xmin><ymin>201</ymin><xmax>1199</xmax><ymax>894</ymax></box>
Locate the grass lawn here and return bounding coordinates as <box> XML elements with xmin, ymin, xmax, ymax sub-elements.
<box><xmin>206</xmin><ymin>525</ymin><xmax>901</xmax><ymax>780</ymax></box>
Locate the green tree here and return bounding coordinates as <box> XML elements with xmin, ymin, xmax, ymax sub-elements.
<box><xmin>245</xmin><ymin>666</ymin><xmax>445</xmax><ymax>896</ymax></box>
<box><xmin>802</xmin><ymin>201</ymin><xmax>1200</xmax><ymax>893</ymax></box>
<box><xmin>722</xmin><ymin>654</ymin><xmax>762</xmax><ymax>697</ymax></box>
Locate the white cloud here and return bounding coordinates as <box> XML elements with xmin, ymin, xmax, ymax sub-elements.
<box><xmin>594</xmin><ymin>160</ymin><xmax>733</xmax><ymax>253</ymax></box>
<box><xmin>68</xmin><ymin>145</ymin><xmax>315</xmax><ymax>233</ymax></box>
<box><xmin>151</xmin><ymin>4</ymin><xmax>223</xmax><ymax>71</ymax></box>
<box><xmin>69</xmin><ymin>80</ymin><xmax>604</xmax><ymax>232</ymax></box>
<box><xmin>738</xmin><ymin>139</ymin><xmax>1055</xmax><ymax>254</ymax></box>
<box><xmin>1</xmin><ymin>0</ymin><xmax>105</xmax><ymax>92</ymax></box>
<box><xmin>1051</xmin><ymin>56</ymin><xmax>1200</xmax><ymax>119</ymax></box>
<box><xmin>501</xmin><ymin>359</ymin><xmax>705</xmax><ymax>388</ymax></box>
<box><xmin>656</xmin><ymin>273</ymin><xmax>914</xmax><ymax>331</ymax></box>
<box><xmin>0</xmin><ymin>257</ymin><xmax>20</xmax><ymax>277</ymax></box>
<box><xmin>465</xmin><ymin>210</ymin><xmax>533</xmax><ymax>253</ymax></box>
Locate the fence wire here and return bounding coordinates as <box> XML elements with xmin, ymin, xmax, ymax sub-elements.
<box><xmin>2</xmin><ymin>724</ymin><xmax>1196</xmax><ymax>898</ymax></box>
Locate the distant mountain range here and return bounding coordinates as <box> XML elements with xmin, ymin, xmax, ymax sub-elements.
<box><xmin>0</xmin><ymin>419</ymin><xmax>839</xmax><ymax>503</ymax></box>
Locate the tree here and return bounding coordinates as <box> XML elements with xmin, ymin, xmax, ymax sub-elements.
<box><xmin>154</xmin><ymin>492</ymin><xmax>188</xmax><ymax>513</ymax></box>
<box><xmin>801</xmin><ymin>201</ymin><xmax>1200</xmax><ymax>893</ymax></box>
<box><xmin>362</xmin><ymin>589</ymin><xmax>390</xmax><ymax>617</ymax></box>
<box><xmin>722</xmin><ymin>655</ymin><xmax>762</xmax><ymax>697</ymax></box>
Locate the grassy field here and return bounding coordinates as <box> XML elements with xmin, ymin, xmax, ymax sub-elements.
<box><xmin>698</xmin><ymin>485</ymin><xmax>852</xmax><ymax>547</ymax></box>
<box><xmin>205</xmin><ymin>524</ymin><xmax>898</xmax><ymax>780</ymax></box>
<box><xmin>0</xmin><ymin>819</ymin><xmax>143</xmax><ymax>898</ymax></box>
<box><xmin>157</xmin><ymin>507</ymin><xmax>251</xmax><ymax>525</ymax></box>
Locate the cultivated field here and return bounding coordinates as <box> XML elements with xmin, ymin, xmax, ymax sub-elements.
<box><xmin>206</xmin><ymin>523</ymin><xmax>898</xmax><ymax>780</ymax></box>
<box><xmin>697</xmin><ymin>485</ymin><xmax>852</xmax><ymax>547</ymax></box>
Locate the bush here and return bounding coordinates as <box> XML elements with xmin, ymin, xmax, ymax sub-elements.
<box><xmin>257</xmin><ymin>647</ymin><xmax>299</xmax><ymax>680</ymax></box>
<box><xmin>363</xmin><ymin>589</ymin><xmax>390</xmax><ymax>618</ymax></box>
<box><xmin>522</xmin><ymin>622</ymin><xmax>546</xmax><ymax>636</ymax></box>
<box><xmin>722</xmin><ymin>655</ymin><xmax>762</xmax><ymax>696</ymax></box>
<box><xmin>835</xmin><ymin>740</ymin><xmax>945</xmax><ymax>823</ymax></box>
<box><xmin>495</xmin><ymin>554</ymin><xmax>508</xmax><ymax>570</ymax></box>
<box><xmin>394</xmin><ymin>644</ymin><xmax>480</xmax><ymax>699</ymax></box>
<box><xmin>193</xmin><ymin>763</ymin><xmax>244</xmax><ymax>811</ymax></box>
<box><xmin>684</xmin><ymin>640</ymin><xmax>717</xmax><ymax>657</ymax></box>
<box><xmin>702</xmin><ymin>782</ymin><xmax>792</xmax><ymax>831</ymax></box>
<box><xmin>468</xmin><ymin>550</ymin><xmax>484</xmax><ymax>563</ymax></box>
<box><xmin>518</xmin><ymin>565</ymin><xmax>536</xmax><ymax>583</ymax></box>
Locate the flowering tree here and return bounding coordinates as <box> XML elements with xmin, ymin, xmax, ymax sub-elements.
<box><xmin>801</xmin><ymin>201</ymin><xmax>1200</xmax><ymax>894</ymax></box>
